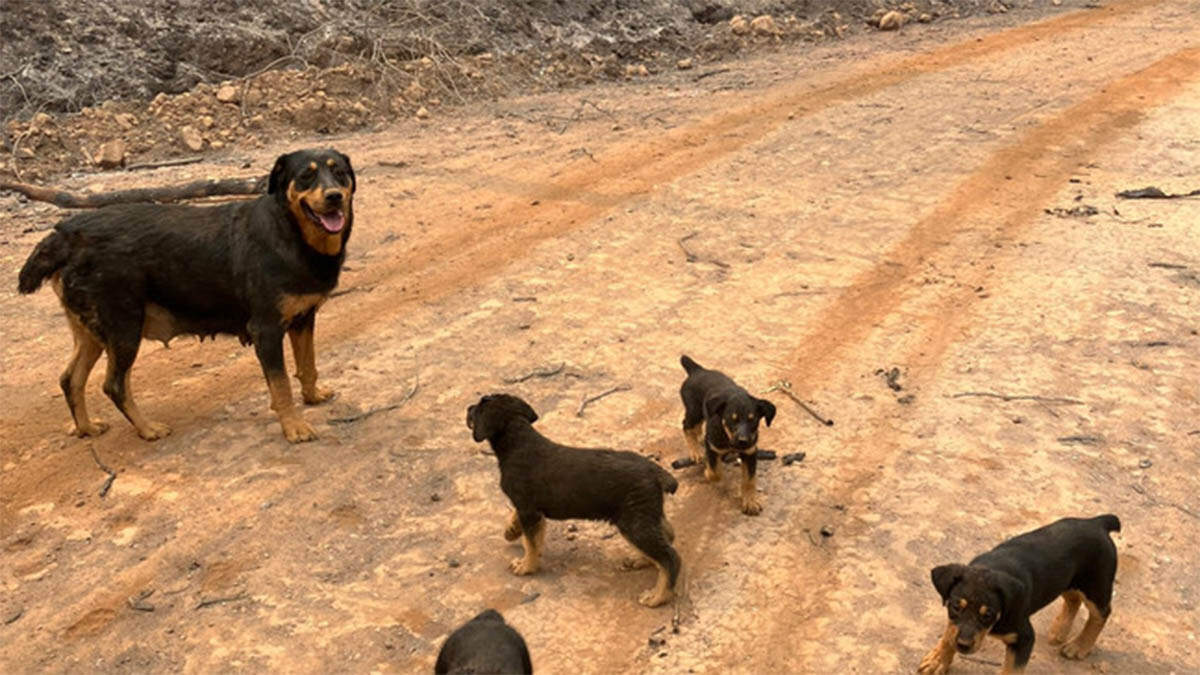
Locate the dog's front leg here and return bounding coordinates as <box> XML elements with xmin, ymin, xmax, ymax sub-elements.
<box><xmin>1002</xmin><ymin>622</ymin><xmax>1035</xmax><ymax>674</ymax></box>
<box><xmin>916</xmin><ymin>621</ymin><xmax>958</xmax><ymax>675</ymax></box>
<box><xmin>503</xmin><ymin>509</ymin><xmax>522</xmax><ymax>541</ymax></box>
<box><xmin>739</xmin><ymin>450</ymin><xmax>762</xmax><ymax>515</ymax></box>
<box><xmin>510</xmin><ymin>511</ymin><xmax>545</xmax><ymax>575</ymax></box>
<box><xmin>287</xmin><ymin>311</ymin><xmax>335</xmax><ymax>405</ymax></box>
<box><xmin>252</xmin><ymin>321</ymin><xmax>316</xmax><ymax>443</ymax></box>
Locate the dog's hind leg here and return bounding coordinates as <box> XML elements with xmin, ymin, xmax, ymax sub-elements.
<box><xmin>102</xmin><ymin>332</ymin><xmax>170</xmax><ymax>441</ymax></box>
<box><xmin>916</xmin><ymin>621</ymin><xmax>958</xmax><ymax>675</ymax></box>
<box><xmin>1048</xmin><ymin>590</ymin><xmax>1084</xmax><ymax>645</ymax></box>
<box><xmin>509</xmin><ymin>513</ymin><xmax>544</xmax><ymax>575</ymax></box>
<box><xmin>619</xmin><ymin>517</ymin><xmax>680</xmax><ymax>607</ymax></box>
<box><xmin>1060</xmin><ymin>597</ymin><xmax>1108</xmax><ymax>660</ymax></box>
<box><xmin>287</xmin><ymin>311</ymin><xmax>334</xmax><ymax>405</ymax></box>
<box><xmin>682</xmin><ymin>423</ymin><xmax>704</xmax><ymax>463</ymax></box>
<box><xmin>59</xmin><ymin>315</ymin><xmax>108</xmax><ymax>437</ymax></box>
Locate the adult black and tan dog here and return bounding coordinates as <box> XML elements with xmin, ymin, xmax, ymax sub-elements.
<box><xmin>466</xmin><ymin>393</ymin><xmax>681</xmax><ymax>607</ymax></box>
<box><xmin>917</xmin><ymin>514</ymin><xmax>1121</xmax><ymax>675</ymax></box>
<box><xmin>17</xmin><ymin>149</ymin><xmax>355</xmax><ymax>443</ymax></box>
<box><xmin>678</xmin><ymin>355</ymin><xmax>776</xmax><ymax>515</ymax></box>
<box><xmin>435</xmin><ymin>609</ymin><xmax>533</xmax><ymax>675</ymax></box>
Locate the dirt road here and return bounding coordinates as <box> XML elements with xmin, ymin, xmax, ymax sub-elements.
<box><xmin>2</xmin><ymin>1</ymin><xmax>1199</xmax><ymax>672</ymax></box>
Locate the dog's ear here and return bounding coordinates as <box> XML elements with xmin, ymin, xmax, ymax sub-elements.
<box><xmin>931</xmin><ymin>563</ymin><xmax>967</xmax><ymax>603</ymax></box>
<box><xmin>469</xmin><ymin>400</ymin><xmax>498</xmax><ymax>442</ymax></box>
<box><xmin>268</xmin><ymin>153</ymin><xmax>292</xmax><ymax>195</ymax></box>
<box><xmin>988</xmin><ymin>568</ymin><xmax>1027</xmax><ymax>619</ymax></box>
<box><xmin>336</xmin><ymin>150</ymin><xmax>356</xmax><ymax>192</ymax></box>
<box><xmin>756</xmin><ymin>398</ymin><xmax>777</xmax><ymax>427</ymax></box>
<box><xmin>703</xmin><ymin>394</ymin><xmax>726</xmax><ymax>420</ymax></box>
<box><xmin>512</xmin><ymin>397</ymin><xmax>539</xmax><ymax>425</ymax></box>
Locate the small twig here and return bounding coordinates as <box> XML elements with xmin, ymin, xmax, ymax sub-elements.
<box><xmin>576</xmin><ymin>385</ymin><xmax>632</xmax><ymax>417</ymax></box>
<box><xmin>1148</xmin><ymin>262</ymin><xmax>1188</xmax><ymax>270</ymax></box>
<box><xmin>328</xmin><ymin>373</ymin><xmax>419</xmax><ymax>424</ymax></box>
<box><xmin>951</xmin><ymin>391</ymin><xmax>1084</xmax><ymax>406</ymax></box>
<box><xmin>960</xmin><ymin>655</ymin><xmax>1002</xmax><ymax>667</ymax></box>
<box><xmin>88</xmin><ymin>445</ymin><xmax>117</xmax><ymax>498</ymax></box>
<box><xmin>195</xmin><ymin>593</ymin><xmax>247</xmax><ymax>609</ymax></box>
<box><xmin>1131</xmin><ymin>483</ymin><xmax>1200</xmax><ymax>521</ymax></box>
<box><xmin>677</xmin><ymin>231</ymin><xmax>730</xmax><ymax>269</ymax></box>
<box><xmin>329</xmin><ymin>284</ymin><xmax>375</xmax><ymax>299</ymax></box>
<box><xmin>125</xmin><ymin>156</ymin><xmax>204</xmax><ymax>172</ymax></box>
<box><xmin>501</xmin><ymin>363</ymin><xmax>565</xmax><ymax>384</ymax></box>
<box><xmin>694</xmin><ymin>68</ymin><xmax>732</xmax><ymax>81</ymax></box>
<box><xmin>763</xmin><ymin>381</ymin><xmax>834</xmax><ymax>427</ymax></box>
<box><xmin>127</xmin><ymin>589</ymin><xmax>155</xmax><ymax>612</ymax></box>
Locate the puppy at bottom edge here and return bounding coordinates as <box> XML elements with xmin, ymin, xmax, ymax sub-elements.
<box><xmin>467</xmin><ymin>393</ymin><xmax>681</xmax><ymax>607</ymax></box>
<box><xmin>917</xmin><ymin>514</ymin><xmax>1121</xmax><ymax>675</ymax></box>
<box><xmin>16</xmin><ymin>148</ymin><xmax>355</xmax><ymax>443</ymax></box>
<box><xmin>435</xmin><ymin>609</ymin><xmax>532</xmax><ymax>675</ymax></box>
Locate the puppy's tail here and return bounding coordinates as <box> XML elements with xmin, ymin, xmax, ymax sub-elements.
<box><xmin>1094</xmin><ymin>513</ymin><xmax>1121</xmax><ymax>533</ymax></box>
<box><xmin>18</xmin><ymin>230</ymin><xmax>70</xmax><ymax>294</ymax></box>
<box><xmin>680</xmin><ymin>354</ymin><xmax>703</xmax><ymax>375</ymax></box>
<box><xmin>654</xmin><ymin>463</ymin><xmax>679</xmax><ymax>495</ymax></box>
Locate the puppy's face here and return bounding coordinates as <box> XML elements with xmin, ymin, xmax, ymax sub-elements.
<box><xmin>706</xmin><ymin>393</ymin><xmax>776</xmax><ymax>451</ymax></box>
<box><xmin>466</xmin><ymin>394</ymin><xmax>539</xmax><ymax>443</ymax></box>
<box><xmin>931</xmin><ymin>564</ymin><xmax>1022</xmax><ymax>654</ymax></box>
<box><xmin>269</xmin><ymin>149</ymin><xmax>356</xmax><ymax>256</ymax></box>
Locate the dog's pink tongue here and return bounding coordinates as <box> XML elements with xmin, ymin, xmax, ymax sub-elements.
<box><xmin>318</xmin><ymin>210</ymin><xmax>345</xmax><ymax>233</ymax></box>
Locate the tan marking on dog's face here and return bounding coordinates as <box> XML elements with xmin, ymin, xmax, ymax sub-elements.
<box><xmin>958</xmin><ymin>598</ymin><xmax>969</xmax><ymax>609</ymax></box>
<box><xmin>286</xmin><ymin>182</ymin><xmax>349</xmax><ymax>256</ymax></box>
<box><xmin>308</xmin><ymin>161</ymin><xmax>318</xmax><ymax>171</ymax></box>
<box><xmin>326</xmin><ymin>158</ymin><xmax>335</xmax><ymax>167</ymax></box>
<box><xmin>278</xmin><ymin>293</ymin><xmax>326</xmax><ymax>325</ymax></box>
<box><xmin>979</xmin><ymin>605</ymin><xmax>989</xmax><ymax>616</ymax></box>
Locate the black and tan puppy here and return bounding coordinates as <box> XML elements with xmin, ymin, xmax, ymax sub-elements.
<box><xmin>918</xmin><ymin>514</ymin><xmax>1121</xmax><ymax>675</ymax></box>
<box><xmin>435</xmin><ymin>609</ymin><xmax>532</xmax><ymax>675</ymax></box>
<box><xmin>466</xmin><ymin>393</ymin><xmax>681</xmax><ymax>607</ymax></box>
<box><xmin>17</xmin><ymin>149</ymin><xmax>354</xmax><ymax>443</ymax></box>
<box><xmin>679</xmin><ymin>355</ymin><xmax>776</xmax><ymax>515</ymax></box>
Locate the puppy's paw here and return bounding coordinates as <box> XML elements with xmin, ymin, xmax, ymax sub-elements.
<box><xmin>509</xmin><ymin>557</ymin><xmax>539</xmax><ymax>576</ymax></box>
<box><xmin>137</xmin><ymin>421</ymin><xmax>172</xmax><ymax>441</ymax></box>
<box><xmin>638</xmin><ymin>588</ymin><xmax>673</xmax><ymax>608</ymax></box>
<box><xmin>280</xmin><ymin>416</ymin><xmax>317</xmax><ymax>443</ymax></box>
<box><xmin>302</xmin><ymin>385</ymin><xmax>336</xmax><ymax>405</ymax></box>
<box><xmin>916</xmin><ymin>649</ymin><xmax>951</xmax><ymax>675</ymax></box>
<box><xmin>1059</xmin><ymin>640</ymin><xmax>1093</xmax><ymax>660</ymax></box>
<box><xmin>622</xmin><ymin>555</ymin><xmax>653</xmax><ymax>570</ymax></box>
<box><xmin>740</xmin><ymin>493</ymin><xmax>763</xmax><ymax>516</ymax></box>
<box><xmin>66</xmin><ymin>418</ymin><xmax>109</xmax><ymax>438</ymax></box>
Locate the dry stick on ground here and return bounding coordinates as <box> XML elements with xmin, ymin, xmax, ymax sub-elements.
<box><xmin>88</xmin><ymin>445</ymin><xmax>117</xmax><ymax>498</ymax></box>
<box><xmin>1130</xmin><ymin>483</ymin><xmax>1200</xmax><ymax>521</ymax></box>
<box><xmin>329</xmin><ymin>284</ymin><xmax>376</xmax><ymax>299</ymax></box>
<box><xmin>951</xmin><ymin>391</ymin><xmax>1084</xmax><ymax>406</ymax></box>
<box><xmin>127</xmin><ymin>589</ymin><xmax>155</xmax><ymax>612</ymax></box>
<box><xmin>576</xmin><ymin>385</ymin><xmax>632</xmax><ymax>417</ymax></box>
<box><xmin>0</xmin><ymin>176</ymin><xmax>266</xmax><ymax>208</ymax></box>
<box><xmin>677</xmin><ymin>231</ymin><xmax>730</xmax><ymax>269</ymax></box>
<box><xmin>195</xmin><ymin>592</ymin><xmax>247</xmax><ymax>610</ymax></box>
<box><xmin>328</xmin><ymin>373</ymin><xmax>420</xmax><ymax>425</ymax></box>
<box><xmin>763</xmin><ymin>380</ymin><xmax>834</xmax><ymax>427</ymax></box>
<box><xmin>501</xmin><ymin>362</ymin><xmax>565</xmax><ymax>384</ymax></box>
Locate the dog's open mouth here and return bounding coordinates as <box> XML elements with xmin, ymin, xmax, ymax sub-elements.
<box><xmin>301</xmin><ymin>201</ymin><xmax>345</xmax><ymax>234</ymax></box>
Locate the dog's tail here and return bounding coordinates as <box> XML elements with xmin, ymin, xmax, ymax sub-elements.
<box><xmin>18</xmin><ymin>230</ymin><xmax>70</xmax><ymax>294</ymax></box>
<box><xmin>1094</xmin><ymin>513</ymin><xmax>1121</xmax><ymax>533</ymax></box>
<box><xmin>680</xmin><ymin>354</ymin><xmax>703</xmax><ymax>375</ymax></box>
<box><xmin>654</xmin><ymin>462</ymin><xmax>679</xmax><ymax>495</ymax></box>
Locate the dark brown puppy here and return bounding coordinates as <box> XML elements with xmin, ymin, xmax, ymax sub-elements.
<box><xmin>918</xmin><ymin>514</ymin><xmax>1121</xmax><ymax>675</ymax></box>
<box><xmin>467</xmin><ymin>393</ymin><xmax>681</xmax><ymax>607</ymax></box>
<box><xmin>678</xmin><ymin>355</ymin><xmax>776</xmax><ymax>515</ymax></box>
<box><xmin>435</xmin><ymin>609</ymin><xmax>532</xmax><ymax>675</ymax></box>
<box><xmin>17</xmin><ymin>149</ymin><xmax>354</xmax><ymax>443</ymax></box>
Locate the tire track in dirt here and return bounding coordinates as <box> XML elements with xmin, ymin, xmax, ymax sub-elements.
<box><xmin>759</xmin><ymin>46</ymin><xmax>1200</xmax><ymax>668</ymax></box>
<box><xmin>0</xmin><ymin>1</ymin><xmax>1160</xmax><ymax>471</ymax></box>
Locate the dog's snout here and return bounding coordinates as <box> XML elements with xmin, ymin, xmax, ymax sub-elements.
<box><xmin>955</xmin><ymin>637</ymin><xmax>974</xmax><ymax>653</ymax></box>
<box><xmin>324</xmin><ymin>191</ymin><xmax>344</xmax><ymax>207</ymax></box>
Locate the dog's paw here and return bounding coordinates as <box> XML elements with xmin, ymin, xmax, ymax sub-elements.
<box><xmin>302</xmin><ymin>386</ymin><xmax>336</xmax><ymax>405</ymax></box>
<box><xmin>66</xmin><ymin>418</ymin><xmax>109</xmax><ymax>438</ymax></box>
<box><xmin>704</xmin><ymin>465</ymin><xmax>721</xmax><ymax>483</ymax></box>
<box><xmin>916</xmin><ymin>649</ymin><xmax>951</xmax><ymax>675</ymax></box>
<box><xmin>509</xmin><ymin>557</ymin><xmax>539</xmax><ymax>576</ymax></box>
<box><xmin>622</xmin><ymin>555</ymin><xmax>653</xmax><ymax>570</ymax></box>
<box><xmin>638</xmin><ymin>588</ymin><xmax>673</xmax><ymax>608</ymax></box>
<box><xmin>136</xmin><ymin>421</ymin><xmax>172</xmax><ymax>441</ymax></box>
<box><xmin>740</xmin><ymin>494</ymin><xmax>763</xmax><ymax>516</ymax></box>
<box><xmin>280</xmin><ymin>416</ymin><xmax>317</xmax><ymax>443</ymax></box>
<box><xmin>1059</xmin><ymin>640</ymin><xmax>1093</xmax><ymax>660</ymax></box>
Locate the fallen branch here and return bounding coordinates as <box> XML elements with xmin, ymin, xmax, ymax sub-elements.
<box><xmin>0</xmin><ymin>176</ymin><xmax>266</xmax><ymax>208</ymax></box>
<box><xmin>677</xmin><ymin>231</ymin><xmax>730</xmax><ymax>269</ymax></box>
<box><xmin>124</xmin><ymin>156</ymin><xmax>204</xmax><ymax>172</ymax></box>
<box><xmin>501</xmin><ymin>362</ymin><xmax>565</xmax><ymax>384</ymax></box>
<box><xmin>88</xmin><ymin>445</ymin><xmax>117</xmax><ymax>498</ymax></box>
<box><xmin>576</xmin><ymin>384</ymin><xmax>632</xmax><ymax>417</ymax></box>
<box><xmin>951</xmin><ymin>391</ymin><xmax>1084</xmax><ymax>406</ymax></box>
<box><xmin>763</xmin><ymin>380</ymin><xmax>834</xmax><ymax>427</ymax></box>
<box><xmin>328</xmin><ymin>373</ymin><xmax>420</xmax><ymax>425</ymax></box>
<box><xmin>1116</xmin><ymin>186</ymin><xmax>1200</xmax><ymax>200</ymax></box>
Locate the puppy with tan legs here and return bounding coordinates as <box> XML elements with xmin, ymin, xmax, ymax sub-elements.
<box><xmin>918</xmin><ymin>514</ymin><xmax>1120</xmax><ymax>674</ymax></box>
<box><xmin>467</xmin><ymin>393</ymin><xmax>681</xmax><ymax>607</ymax></box>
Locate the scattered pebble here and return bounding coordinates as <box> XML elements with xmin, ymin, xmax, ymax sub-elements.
<box><xmin>820</xmin><ymin>525</ymin><xmax>834</xmax><ymax>537</ymax></box>
<box><xmin>430</xmin><ymin>493</ymin><xmax>441</xmax><ymax>502</ymax></box>
<box><xmin>671</xmin><ymin>458</ymin><xmax>696</xmax><ymax>470</ymax></box>
<box><xmin>782</xmin><ymin>452</ymin><xmax>806</xmax><ymax>466</ymax></box>
<box><xmin>447</xmin><ymin>558</ymin><xmax>460</xmax><ymax>568</ymax></box>
<box><xmin>1138</xmin><ymin>459</ymin><xmax>1152</xmax><ymax>469</ymax></box>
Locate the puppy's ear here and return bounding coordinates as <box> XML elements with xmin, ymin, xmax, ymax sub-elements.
<box><xmin>931</xmin><ymin>564</ymin><xmax>967</xmax><ymax>603</ymax></box>
<box><xmin>988</xmin><ymin>568</ymin><xmax>1027</xmax><ymax>619</ymax></box>
<box><xmin>512</xmin><ymin>398</ymin><xmax>539</xmax><ymax>425</ymax></box>
<box><xmin>703</xmin><ymin>395</ymin><xmax>726</xmax><ymax>420</ymax></box>
<box><xmin>268</xmin><ymin>153</ymin><xmax>291</xmax><ymax>195</ymax></box>
<box><xmin>756</xmin><ymin>398</ymin><xmax>777</xmax><ymax>427</ymax></box>
<box><xmin>337</xmin><ymin>150</ymin><xmax>356</xmax><ymax>192</ymax></box>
